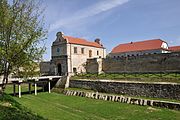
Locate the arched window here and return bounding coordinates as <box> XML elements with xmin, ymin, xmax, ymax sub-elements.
<box><xmin>73</xmin><ymin>68</ymin><xmax>77</xmax><ymax>74</ymax></box>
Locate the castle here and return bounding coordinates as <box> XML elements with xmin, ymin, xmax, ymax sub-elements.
<box><xmin>40</xmin><ymin>32</ymin><xmax>180</xmax><ymax>76</ymax></box>
<box><xmin>40</xmin><ymin>32</ymin><xmax>106</xmax><ymax>76</ymax></box>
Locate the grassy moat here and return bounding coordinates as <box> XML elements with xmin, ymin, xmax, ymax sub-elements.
<box><xmin>0</xmin><ymin>85</ymin><xmax>180</xmax><ymax>120</ymax></box>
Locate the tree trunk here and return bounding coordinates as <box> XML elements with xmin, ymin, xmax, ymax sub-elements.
<box><xmin>1</xmin><ymin>62</ymin><xmax>10</xmax><ymax>94</ymax></box>
<box><xmin>0</xmin><ymin>87</ymin><xmax>2</xmax><ymax>96</ymax></box>
<box><xmin>2</xmin><ymin>75</ymin><xmax>8</xmax><ymax>93</ymax></box>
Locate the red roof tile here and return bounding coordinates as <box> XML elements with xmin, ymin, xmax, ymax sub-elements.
<box><xmin>64</xmin><ymin>36</ymin><xmax>103</xmax><ymax>48</ymax></box>
<box><xmin>169</xmin><ymin>46</ymin><xmax>180</xmax><ymax>52</ymax></box>
<box><xmin>111</xmin><ymin>39</ymin><xmax>167</xmax><ymax>53</ymax></box>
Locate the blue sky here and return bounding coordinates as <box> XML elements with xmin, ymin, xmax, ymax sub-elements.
<box><xmin>43</xmin><ymin>0</ymin><xmax>180</xmax><ymax>60</ymax></box>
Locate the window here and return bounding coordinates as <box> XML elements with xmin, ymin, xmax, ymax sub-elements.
<box><xmin>89</xmin><ymin>50</ymin><xmax>92</xmax><ymax>57</ymax></box>
<box><xmin>81</xmin><ymin>48</ymin><xmax>84</xmax><ymax>54</ymax></box>
<box><xmin>57</xmin><ymin>48</ymin><xmax>60</xmax><ymax>53</ymax></box>
<box><xmin>74</xmin><ymin>47</ymin><xmax>77</xmax><ymax>53</ymax></box>
<box><xmin>97</xmin><ymin>51</ymin><xmax>99</xmax><ymax>55</ymax></box>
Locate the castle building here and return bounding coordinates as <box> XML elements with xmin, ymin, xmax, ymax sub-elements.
<box><xmin>40</xmin><ymin>32</ymin><xmax>106</xmax><ymax>76</ymax></box>
<box><xmin>109</xmin><ymin>39</ymin><xmax>169</xmax><ymax>58</ymax></box>
<box><xmin>169</xmin><ymin>46</ymin><xmax>180</xmax><ymax>52</ymax></box>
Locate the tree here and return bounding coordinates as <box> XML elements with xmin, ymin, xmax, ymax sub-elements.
<box><xmin>0</xmin><ymin>0</ymin><xmax>47</xmax><ymax>94</ymax></box>
<box><xmin>13</xmin><ymin>60</ymin><xmax>41</xmax><ymax>78</ymax></box>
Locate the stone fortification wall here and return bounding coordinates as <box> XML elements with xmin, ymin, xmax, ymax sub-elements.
<box><xmin>86</xmin><ymin>52</ymin><xmax>180</xmax><ymax>73</ymax></box>
<box><xmin>86</xmin><ymin>58</ymin><xmax>103</xmax><ymax>73</ymax></box>
<box><xmin>64</xmin><ymin>90</ymin><xmax>180</xmax><ymax>110</ymax></box>
<box><xmin>103</xmin><ymin>52</ymin><xmax>180</xmax><ymax>73</ymax></box>
<box><xmin>40</xmin><ymin>62</ymin><xmax>56</xmax><ymax>76</ymax></box>
<box><xmin>69</xmin><ymin>80</ymin><xmax>180</xmax><ymax>100</ymax></box>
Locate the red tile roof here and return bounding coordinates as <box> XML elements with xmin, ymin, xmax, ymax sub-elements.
<box><xmin>169</xmin><ymin>46</ymin><xmax>180</xmax><ymax>52</ymax></box>
<box><xmin>111</xmin><ymin>39</ymin><xmax>168</xmax><ymax>53</ymax></box>
<box><xmin>64</xmin><ymin>36</ymin><xmax>103</xmax><ymax>48</ymax></box>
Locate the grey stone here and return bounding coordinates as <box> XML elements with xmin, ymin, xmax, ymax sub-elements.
<box><xmin>150</xmin><ymin>100</ymin><xmax>154</xmax><ymax>106</ymax></box>
<box><xmin>143</xmin><ymin>100</ymin><xmax>147</xmax><ymax>106</ymax></box>
<box><xmin>127</xmin><ymin>97</ymin><xmax>131</xmax><ymax>104</ymax></box>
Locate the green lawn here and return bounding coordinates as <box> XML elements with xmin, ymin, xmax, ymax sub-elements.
<box><xmin>10</xmin><ymin>92</ymin><xmax>180</xmax><ymax>120</ymax></box>
<box><xmin>0</xmin><ymin>94</ymin><xmax>45</xmax><ymax>120</ymax></box>
<box><xmin>1</xmin><ymin>84</ymin><xmax>180</xmax><ymax>120</ymax></box>
<box><xmin>4</xmin><ymin>83</ymin><xmax>43</xmax><ymax>95</ymax></box>
<box><xmin>71</xmin><ymin>73</ymin><xmax>180</xmax><ymax>83</ymax></box>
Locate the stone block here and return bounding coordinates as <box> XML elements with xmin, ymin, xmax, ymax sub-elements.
<box><xmin>127</xmin><ymin>97</ymin><xmax>131</xmax><ymax>104</ymax></box>
<box><xmin>143</xmin><ymin>100</ymin><xmax>147</xmax><ymax>106</ymax></box>
<box><xmin>150</xmin><ymin>100</ymin><xmax>154</xmax><ymax>106</ymax></box>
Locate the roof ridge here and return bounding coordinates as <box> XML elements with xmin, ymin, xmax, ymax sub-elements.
<box><xmin>111</xmin><ymin>39</ymin><xmax>166</xmax><ymax>53</ymax></box>
<box><xmin>169</xmin><ymin>46</ymin><xmax>180</xmax><ymax>48</ymax></box>
<box><xmin>123</xmin><ymin>39</ymin><xmax>163</xmax><ymax>44</ymax></box>
<box><xmin>65</xmin><ymin>35</ymin><xmax>95</xmax><ymax>43</ymax></box>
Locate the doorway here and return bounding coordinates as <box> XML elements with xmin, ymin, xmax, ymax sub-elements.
<box><xmin>57</xmin><ymin>64</ymin><xmax>62</xmax><ymax>76</ymax></box>
<box><xmin>73</xmin><ymin>67</ymin><xmax>77</xmax><ymax>74</ymax></box>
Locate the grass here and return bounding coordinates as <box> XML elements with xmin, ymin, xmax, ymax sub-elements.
<box><xmin>71</xmin><ymin>73</ymin><xmax>180</xmax><ymax>83</ymax></box>
<box><xmin>11</xmin><ymin>92</ymin><xmax>180</xmax><ymax>120</ymax></box>
<box><xmin>0</xmin><ymin>94</ymin><xmax>45</xmax><ymax>120</ymax></box>
<box><xmin>4</xmin><ymin>83</ymin><xmax>43</xmax><ymax>95</ymax></box>
<box><xmin>1</xmin><ymin>85</ymin><xmax>180</xmax><ymax>120</ymax></box>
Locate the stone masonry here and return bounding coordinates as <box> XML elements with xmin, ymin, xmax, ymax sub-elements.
<box><xmin>86</xmin><ymin>52</ymin><xmax>180</xmax><ymax>74</ymax></box>
<box><xmin>64</xmin><ymin>89</ymin><xmax>180</xmax><ymax>110</ymax></box>
<box><xmin>69</xmin><ymin>79</ymin><xmax>180</xmax><ymax>100</ymax></box>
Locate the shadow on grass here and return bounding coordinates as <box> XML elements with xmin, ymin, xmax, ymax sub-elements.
<box><xmin>8</xmin><ymin>78</ymin><xmax>59</xmax><ymax>96</ymax></box>
<box><xmin>0</xmin><ymin>94</ymin><xmax>46</xmax><ymax>120</ymax></box>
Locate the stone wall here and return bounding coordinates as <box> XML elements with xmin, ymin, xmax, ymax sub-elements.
<box><xmin>86</xmin><ymin>58</ymin><xmax>103</xmax><ymax>74</ymax></box>
<box><xmin>69</xmin><ymin>80</ymin><xmax>180</xmax><ymax>100</ymax></box>
<box><xmin>64</xmin><ymin>90</ymin><xmax>180</xmax><ymax>110</ymax></box>
<box><xmin>86</xmin><ymin>52</ymin><xmax>180</xmax><ymax>73</ymax></box>
<box><xmin>40</xmin><ymin>62</ymin><xmax>56</xmax><ymax>76</ymax></box>
<box><xmin>103</xmin><ymin>52</ymin><xmax>180</xmax><ymax>73</ymax></box>
<box><xmin>103</xmin><ymin>53</ymin><xmax>180</xmax><ymax>73</ymax></box>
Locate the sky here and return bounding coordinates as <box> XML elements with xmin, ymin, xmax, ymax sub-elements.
<box><xmin>42</xmin><ymin>0</ymin><xmax>180</xmax><ymax>60</ymax></box>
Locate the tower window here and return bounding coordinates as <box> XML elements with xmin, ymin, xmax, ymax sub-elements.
<box><xmin>57</xmin><ymin>48</ymin><xmax>60</xmax><ymax>53</ymax></box>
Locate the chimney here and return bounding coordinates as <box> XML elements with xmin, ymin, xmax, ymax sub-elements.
<box><xmin>95</xmin><ymin>38</ymin><xmax>101</xmax><ymax>44</ymax></box>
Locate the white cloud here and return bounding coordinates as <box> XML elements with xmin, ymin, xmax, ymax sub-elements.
<box><xmin>49</xmin><ymin>0</ymin><xmax>130</xmax><ymax>32</ymax></box>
